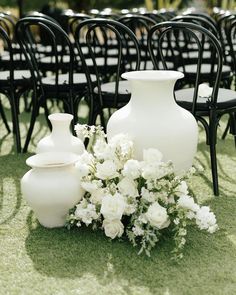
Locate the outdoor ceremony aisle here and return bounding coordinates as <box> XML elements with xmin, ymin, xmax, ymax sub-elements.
<box><xmin>0</xmin><ymin>103</ymin><xmax>236</xmax><ymax>295</ymax></box>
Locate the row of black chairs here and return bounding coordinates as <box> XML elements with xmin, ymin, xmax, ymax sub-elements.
<box><xmin>0</xmin><ymin>10</ymin><xmax>236</xmax><ymax>196</ymax></box>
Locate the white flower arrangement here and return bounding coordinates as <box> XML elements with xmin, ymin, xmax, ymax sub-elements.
<box><xmin>66</xmin><ymin>124</ymin><xmax>218</xmax><ymax>260</ymax></box>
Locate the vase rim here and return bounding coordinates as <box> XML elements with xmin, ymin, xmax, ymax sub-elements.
<box><xmin>121</xmin><ymin>70</ymin><xmax>184</xmax><ymax>81</ymax></box>
<box><xmin>26</xmin><ymin>152</ymin><xmax>79</xmax><ymax>168</ymax></box>
<box><xmin>48</xmin><ymin>113</ymin><xmax>73</xmax><ymax>122</ymax></box>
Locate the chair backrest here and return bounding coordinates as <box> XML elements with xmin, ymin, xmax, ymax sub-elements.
<box><xmin>228</xmin><ymin>19</ymin><xmax>236</xmax><ymax>87</ymax></box>
<box><xmin>118</xmin><ymin>14</ymin><xmax>156</xmax><ymax>69</ymax></box>
<box><xmin>15</xmin><ymin>17</ymin><xmax>76</xmax><ymax>102</ymax></box>
<box><xmin>74</xmin><ymin>18</ymin><xmax>141</xmax><ymax>107</ymax></box>
<box><xmin>0</xmin><ymin>24</ymin><xmax>14</xmax><ymax>87</ymax></box>
<box><xmin>147</xmin><ymin>21</ymin><xmax>223</xmax><ymax>114</ymax></box>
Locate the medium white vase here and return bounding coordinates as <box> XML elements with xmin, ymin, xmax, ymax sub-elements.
<box><xmin>21</xmin><ymin>152</ymin><xmax>84</xmax><ymax>228</ymax></box>
<box><xmin>107</xmin><ymin>70</ymin><xmax>198</xmax><ymax>173</ymax></box>
<box><xmin>36</xmin><ymin>113</ymin><xmax>85</xmax><ymax>155</ymax></box>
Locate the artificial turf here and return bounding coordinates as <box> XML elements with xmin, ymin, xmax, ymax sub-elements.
<box><xmin>0</xmin><ymin>99</ymin><xmax>236</xmax><ymax>295</ymax></box>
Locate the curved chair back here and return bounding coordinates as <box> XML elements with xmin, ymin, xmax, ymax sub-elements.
<box><xmin>148</xmin><ymin>21</ymin><xmax>223</xmax><ymax>115</ymax></box>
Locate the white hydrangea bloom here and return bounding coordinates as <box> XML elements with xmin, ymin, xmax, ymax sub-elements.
<box><xmin>75</xmin><ymin>201</ymin><xmax>99</xmax><ymax>226</ymax></box>
<box><xmin>101</xmin><ymin>192</ymin><xmax>126</xmax><ymax>220</ymax></box>
<box><xmin>195</xmin><ymin>206</ymin><xmax>218</xmax><ymax>233</ymax></box>
<box><xmin>95</xmin><ymin>159</ymin><xmax>118</xmax><ymax>180</ymax></box>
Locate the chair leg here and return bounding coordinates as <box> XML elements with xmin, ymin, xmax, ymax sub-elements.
<box><xmin>9</xmin><ymin>94</ymin><xmax>21</xmax><ymax>153</ymax></box>
<box><xmin>22</xmin><ymin>105</ymin><xmax>38</xmax><ymax>153</ymax></box>
<box><xmin>209</xmin><ymin>141</ymin><xmax>219</xmax><ymax>196</ymax></box>
<box><xmin>221</xmin><ymin>117</ymin><xmax>230</xmax><ymax>140</ymax></box>
<box><xmin>209</xmin><ymin>112</ymin><xmax>219</xmax><ymax>196</ymax></box>
<box><xmin>0</xmin><ymin>99</ymin><xmax>11</xmax><ymax>133</ymax></box>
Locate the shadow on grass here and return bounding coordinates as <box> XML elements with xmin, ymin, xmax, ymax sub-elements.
<box><xmin>25</xmin><ymin>194</ymin><xmax>236</xmax><ymax>294</ymax></box>
<box><xmin>0</xmin><ymin>154</ymin><xmax>31</xmax><ymax>225</ymax></box>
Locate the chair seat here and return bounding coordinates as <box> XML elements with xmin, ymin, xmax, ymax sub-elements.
<box><xmin>175</xmin><ymin>87</ymin><xmax>236</xmax><ymax>111</ymax></box>
<box><xmin>178</xmin><ymin>64</ymin><xmax>231</xmax><ymax>76</ymax></box>
<box><xmin>94</xmin><ymin>80</ymin><xmax>131</xmax><ymax>107</ymax></box>
<box><xmin>0</xmin><ymin>70</ymin><xmax>31</xmax><ymax>85</ymax></box>
<box><xmin>42</xmin><ymin>73</ymin><xmax>96</xmax><ymax>89</ymax></box>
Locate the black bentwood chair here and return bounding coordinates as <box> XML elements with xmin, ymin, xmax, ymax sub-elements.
<box><xmin>74</xmin><ymin>18</ymin><xmax>141</xmax><ymax>129</ymax></box>
<box><xmin>0</xmin><ymin>24</ymin><xmax>31</xmax><ymax>152</ymax></box>
<box><xmin>15</xmin><ymin>17</ymin><xmax>93</xmax><ymax>153</ymax></box>
<box><xmin>148</xmin><ymin>21</ymin><xmax>236</xmax><ymax>196</ymax></box>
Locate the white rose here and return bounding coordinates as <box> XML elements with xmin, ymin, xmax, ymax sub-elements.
<box><xmin>178</xmin><ymin>195</ymin><xmax>199</xmax><ymax>212</ymax></box>
<box><xmin>143</xmin><ymin>148</ymin><xmax>163</xmax><ymax>163</ymax></box>
<box><xmin>103</xmin><ymin>219</ymin><xmax>124</xmax><ymax>239</ymax></box>
<box><xmin>117</xmin><ymin>177</ymin><xmax>138</xmax><ymax>198</ymax></box>
<box><xmin>145</xmin><ymin>202</ymin><xmax>170</xmax><ymax>229</ymax></box>
<box><xmin>81</xmin><ymin>180</ymin><xmax>103</xmax><ymax>193</ymax></box>
<box><xmin>90</xmin><ymin>188</ymin><xmax>105</xmax><ymax>204</ymax></box>
<box><xmin>122</xmin><ymin>159</ymin><xmax>141</xmax><ymax>179</ymax></box>
<box><xmin>95</xmin><ymin>160</ymin><xmax>118</xmax><ymax>180</ymax></box>
<box><xmin>101</xmin><ymin>192</ymin><xmax>126</xmax><ymax>220</ymax></box>
<box><xmin>141</xmin><ymin>187</ymin><xmax>155</xmax><ymax>202</ymax></box>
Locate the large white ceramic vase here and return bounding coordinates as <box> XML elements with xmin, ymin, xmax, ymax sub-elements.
<box><xmin>107</xmin><ymin>70</ymin><xmax>198</xmax><ymax>173</ymax></box>
<box><xmin>36</xmin><ymin>113</ymin><xmax>85</xmax><ymax>155</ymax></box>
<box><xmin>21</xmin><ymin>152</ymin><xmax>84</xmax><ymax>228</ymax></box>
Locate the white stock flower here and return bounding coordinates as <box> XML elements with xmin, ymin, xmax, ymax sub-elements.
<box><xmin>178</xmin><ymin>195</ymin><xmax>200</xmax><ymax>212</ymax></box>
<box><xmin>175</xmin><ymin>181</ymin><xmax>189</xmax><ymax>197</ymax></box>
<box><xmin>141</xmin><ymin>162</ymin><xmax>168</xmax><ymax>180</ymax></box>
<box><xmin>145</xmin><ymin>202</ymin><xmax>170</xmax><ymax>229</ymax></box>
<box><xmin>109</xmin><ymin>133</ymin><xmax>134</xmax><ymax>157</ymax></box>
<box><xmin>93</xmin><ymin>138</ymin><xmax>114</xmax><ymax>160</ymax></box>
<box><xmin>122</xmin><ymin>159</ymin><xmax>141</xmax><ymax>179</ymax></box>
<box><xmin>101</xmin><ymin>192</ymin><xmax>126</xmax><ymax>220</ymax></box>
<box><xmin>143</xmin><ymin>148</ymin><xmax>163</xmax><ymax>163</ymax></box>
<box><xmin>132</xmin><ymin>224</ymin><xmax>144</xmax><ymax>236</ymax></box>
<box><xmin>124</xmin><ymin>202</ymin><xmax>137</xmax><ymax>215</ymax></box>
<box><xmin>79</xmin><ymin>151</ymin><xmax>94</xmax><ymax>165</ymax></box>
<box><xmin>117</xmin><ymin>177</ymin><xmax>138</xmax><ymax>198</ymax></box>
<box><xmin>103</xmin><ymin>219</ymin><xmax>124</xmax><ymax>239</ymax></box>
<box><xmin>95</xmin><ymin>160</ymin><xmax>118</xmax><ymax>180</ymax></box>
<box><xmin>195</xmin><ymin>206</ymin><xmax>218</xmax><ymax>233</ymax></box>
<box><xmin>76</xmin><ymin>162</ymin><xmax>90</xmax><ymax>178</ymax></box>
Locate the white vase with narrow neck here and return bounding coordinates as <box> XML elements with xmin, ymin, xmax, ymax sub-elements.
<box><xmin>36</xmin><ymin>113</ymin><xmax>85</xmax><ymax>155</ymax></box>
<box><xmin>107</xmin><ymin>70</ymin><xmax>198</xmax><ymax>173</ymax></box>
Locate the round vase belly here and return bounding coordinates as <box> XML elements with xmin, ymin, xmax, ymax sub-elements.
<box><xmin>36</xmin><ymin>113</ymin><xmax>85</xmax><ymax>155</ymax></box>
<box><xmin>107</xmin><ymin>70</ymin><xmax>198</xmax><ymax>173</ymax></box>
<box><xmin>21</xmin><ymin>152</ymin><xmax>84</xmax><ymax>228</ymax></box>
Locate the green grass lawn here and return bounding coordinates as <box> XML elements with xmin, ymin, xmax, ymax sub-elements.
<box><xmin>0</xmin><ymin>100</ymin><xmax>236</xmax><ymax>295</ymax></box>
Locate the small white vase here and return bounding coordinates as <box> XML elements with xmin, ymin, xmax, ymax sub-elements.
<box><xmin>21</xmin><ymin>152</ymin><xmax>84</xmax><ymax>228</ymax></box>
<box><xmin>36</xmin><ymin>113</ymin><xmax>85</xmax><ymax>155</ymax></box>
<box><xmin>107</xmin><ymin>70</ymin><xmax>198</xmax><ymax>173</ymax></box>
